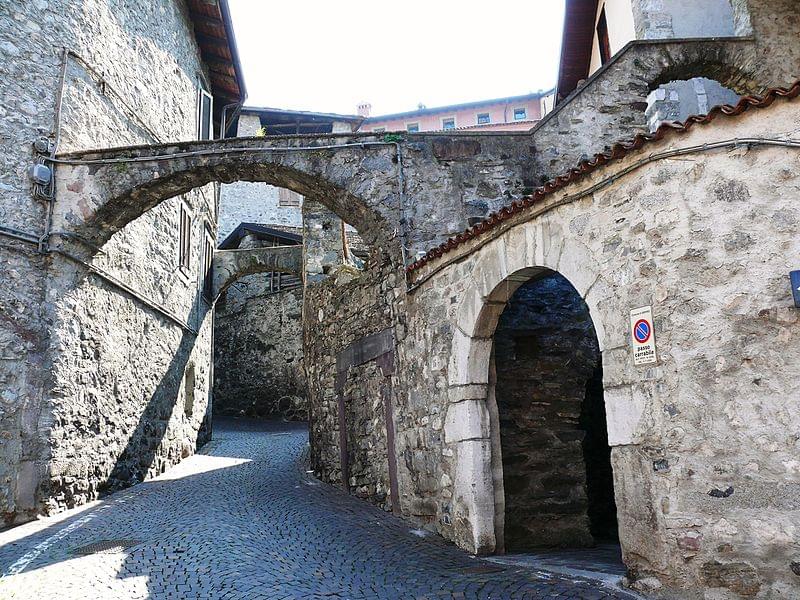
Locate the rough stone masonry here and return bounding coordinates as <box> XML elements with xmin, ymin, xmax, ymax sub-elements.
<box><xmin>0</xmin><ymin>0</ymin><xmax>221</xmax><ymax>524</ymax></box>
<box><xmin>2</xmin><ymin>1</ymin><xmax>800</xmax><ymax>599</ymax></box>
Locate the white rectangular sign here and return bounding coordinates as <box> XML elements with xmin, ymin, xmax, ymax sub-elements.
<box><xmin>630</xmin><ymin>306</ymin><xmax>657</xmax><ymax>366</ymax></box>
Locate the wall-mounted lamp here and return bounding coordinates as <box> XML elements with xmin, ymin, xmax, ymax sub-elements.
<box><xmin>791</xmin><ymin>271</ymin><xmax>800</xmax><ymax>308</ymax></box>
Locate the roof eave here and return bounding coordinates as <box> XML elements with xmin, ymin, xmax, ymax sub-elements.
<box><xmin>218</xmin><ymin>0</ymin><xmax>246</xmax><ymax>102</ymax></box>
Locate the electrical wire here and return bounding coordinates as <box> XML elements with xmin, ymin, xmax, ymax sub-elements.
<box><xmin>50</xmin><ymin>248</ymin><xmax>199</xmax><ymax>335</ymax></box>
<box><xmin>45</xmin><ymin>140</ymin><xmax>401</xmax><ymax>165</ymax></box>
<box><xmin>406</xmin><ymin>136</ymin><xmax>800</xmax><ymax>294</ymax></box>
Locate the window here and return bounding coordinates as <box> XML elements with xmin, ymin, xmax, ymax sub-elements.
<box><xmin>513</xmin><ymin>107</ymin><xmax>527</xmax><ymax>121</ymax></box>
<box><xmin>178</xmin><ymin>202</ymin><xmax>191</xmax><ymax>272</ymax></box>
<box><xmin>477</xmin><ymin>113</ymin><xmax>490</xmax><ymax>125</ymax></box>
<box><xmin>406</xmin><ymin>123</ymin><xmax>420</xmax><ymax>133</ymax></box>
<box><xmin>197</xmin><ymin>88</ymin><xmax>213</xmax><ymax>140</ymax></box>
<box><xmin>596</xmin><ymin>6</ymin><xmax>612</xmax><ymax>65</ymax></box>
<box><xmin>373</xmin><ymin>127</ymin><xmax>386</xmax><ymax>133</ymax></box>
<box><xmin>278</xmin><ymin>187</ymin><xmax>302</xmax><ymax>208</ymax></box>
<box><xmin>202</xmin><ymin>224</ymin><xmax>214</xmax><ymax>299</ymax></box>
<box><xmin>442</xmin><ymin>117</ymin><xmax>456</xmax><ymax>130</ymax></box>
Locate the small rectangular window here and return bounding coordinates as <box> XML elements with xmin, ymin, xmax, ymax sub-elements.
<box><xmin>513</xmin><ymin>107</ymin><xmax>527</xmax><ymax>120</ymax></box>
<box><xmin>198</xmin><ymin>89</ymin><xmax>213</xmax><ymax>140</ymax></box>
<box><xmin>373</xmin><ymin>127</ymin><xmax>386</xmax><ymax>133</ymax></box>
<box><xmin>278</xmin><ymin>187</ymin><xmax>302</xmax><ymax>208</ymax></box>
<box><xmin>202</xmin><ymin>224</ymin><xmax>214</xmax><ymax>299</ymax></box>
<box><xmin>597</xmin><ymin>7</ymin><xmax>612</xmax><ymax>65</ymax></box>
<box><xmin>406</xmin><ymin>123</ymin><xmax>420</xmax><ymax>133</ymax></box>
<box><xmin>477</xmin><ymin>113</ymin><xmax>490</xmax><ymax>125</ymax></box>
<box><xmin>442</xmin><ymin>117</ymin><xmax>456</xmax><ymax>130</ymax></box>
<box><xmin>179</xmin><ymin>203</ymin><xmax>192</xmax><ymax>272</ymax></box>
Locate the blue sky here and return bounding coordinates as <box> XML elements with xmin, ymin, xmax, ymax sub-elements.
<box><xmin>227</xmin><ymin>0</ymin><xmax>566</xmax><ymax>116</ymax></box>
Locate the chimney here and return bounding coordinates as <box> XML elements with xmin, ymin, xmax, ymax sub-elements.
<box><xmin>357</xmin><ymin>102</ymin><xmax>371</xmax><ymax>118</ymax></box>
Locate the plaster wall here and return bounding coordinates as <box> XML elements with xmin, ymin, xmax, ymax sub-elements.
<box><xmin>632</xmin><ymin>0</ymin><xmax>737</xmax><ymax>40</ymax></box>
<box><xmin>589</xmin><ymin>0</ymin><xmax>637</xmax><ymax>75</ymax></box>
<box><xmin>364</xmin><ymin>98</ymin><xmax>543</xmax><ymax>133</ymax></box>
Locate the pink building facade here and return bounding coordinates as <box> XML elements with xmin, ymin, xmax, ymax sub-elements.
<box><xmin>359</xmin><ymin>92</ymin><xmax>552</xmax><ymax>133</ymax></box>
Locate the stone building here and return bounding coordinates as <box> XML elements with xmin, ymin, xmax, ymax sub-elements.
<box><xmin>0</xmin><ymin>0</ymin><xmax>244</xmax><ymax>525</ymax></box>
<box><xmin>3</xmin><ymin>0</ymin><xmax>800</xmax><ymax>598</ymax></box>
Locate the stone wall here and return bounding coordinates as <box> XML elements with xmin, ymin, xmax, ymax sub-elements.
<box><xmin>631</xmin><ymin>0</ymin><xmax>738</xmax><ymax>39</ymax></box>
<box><xmin>218</xmin><ymin>183</ymin><xmax>302</xmax><ymax>241</ymax></box>
<box><xmin>493</xmin><ymin>273</ymin><xmax>607</xmax><ymax>551</ymax></box>
<box><xmin>534</xmin><ymin>0</ymin><xmax>800</xmax><ymax>182</ymax></box>
<box><xmin>0</xmin><ymin>0</ymin><xmax>216</xmax><ymax>523</ymax></box>
<box><xmin>304</xmin><ymin>248</ymin><xmax>404</xmax><ymax>513</ymax></box>
<box><xmin>400</xmin><ymin>99</ymin><xmax>800</xmax><ymax>596</ymax></box>
<box><xmin>214</xmin><ymin>286</ymin><xmax>306</xmax><ymax>421</ymax></box>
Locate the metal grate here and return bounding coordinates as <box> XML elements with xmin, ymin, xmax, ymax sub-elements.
<box><xmin>70</xmin><ymin>539</ymin><xmax>142</xmax><ymax>556</ymax></box>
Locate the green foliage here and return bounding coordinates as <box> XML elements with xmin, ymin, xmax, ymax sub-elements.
<box><xmin>382</xmin><ymin>133</ymin><xmax>404</xmax><ymax>143</ymax></box>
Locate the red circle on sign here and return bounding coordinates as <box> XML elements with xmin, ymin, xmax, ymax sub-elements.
<box><xmin>633</xmin><ymin>319</ymin><xmax>651</xmax><ymax>343</ymax></box>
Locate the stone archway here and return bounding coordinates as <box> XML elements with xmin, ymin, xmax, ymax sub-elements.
<box><xmin>490</xmin><ymin>269</ymin><xmax>616</xmax><ymax>553</ymax></box>
<box><xmin>445</xmin><ymin>219</ymin><xmax>651</xmax><ymax>564</ymax></box>
<box><xmin>211</xmin><ymin>245</ymin><xmax>303</xmax><ymax>300</ymax></box>
<box><xmin>51</xmin><ymin>138</ymin><xmax>402</xmax><ymax>256</ymax></box>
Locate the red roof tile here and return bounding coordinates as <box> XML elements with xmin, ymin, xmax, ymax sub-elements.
<box><xmin>406</xmin><ymin>81</ymin><xmax>800</xmax><ymax>275</ymax></box>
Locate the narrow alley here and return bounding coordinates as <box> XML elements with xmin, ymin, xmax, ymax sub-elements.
<box><xmin>0</xmin><ymin>420</ymin><xmax>635</xmax><ymax>600</ymax></box>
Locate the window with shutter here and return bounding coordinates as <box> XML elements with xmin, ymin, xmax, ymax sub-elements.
<box><xmin>278</xmin><ymin>188</ymin><xmax>302</xmax><ymax>208</ymax></box>
<box><xmin>202</xmin><ymin>224</ymin><xmax>215</xmax><ymax>299</ymax></box>
<box><xmin>179</xmin><ymin>203</ymin><xmax>191</xmax><ymax>272</ymax></box>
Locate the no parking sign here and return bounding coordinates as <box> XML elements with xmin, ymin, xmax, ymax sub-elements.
<box><xmin>630</xmin><ymin>306</ymin><xmax>657</xmax><ymax>366</ymax></box>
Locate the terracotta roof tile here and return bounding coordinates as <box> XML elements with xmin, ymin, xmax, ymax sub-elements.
<box><xmin>406</xmin><ymin>81</ymin><xmax>800</xmax><ymax>275</ymax></box>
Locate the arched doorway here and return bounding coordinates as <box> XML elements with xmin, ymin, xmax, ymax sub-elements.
<box><xmin>487</xmin><ymin>270</ymin><xmax>619</xmax><ymax>558</ymax></box>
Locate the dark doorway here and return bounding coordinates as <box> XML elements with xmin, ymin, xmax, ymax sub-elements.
<box><xmin>492</xmin><ymin>271</ymin><xmax>618</xmax><ymax>552</ymax></box>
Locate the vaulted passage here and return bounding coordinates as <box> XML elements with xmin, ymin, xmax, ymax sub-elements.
<box><xmin>492</xmin><ymin>272</ymin><xmax>618</xmax><ymax>552</ymax></box>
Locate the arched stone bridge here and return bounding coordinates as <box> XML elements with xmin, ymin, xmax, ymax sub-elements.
<box><xmin>212</xmin><ymin>246</ymin><xmax>302</xmax><ymax>300</ymax></box>
<box><xmin>50</xmin><ymin>131</ymin><xmax>537</xmax><ymax>260</ymax></box>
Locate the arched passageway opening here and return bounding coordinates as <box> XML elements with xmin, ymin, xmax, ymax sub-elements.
<box><xmin>213</xmin><ymin>182</ymin><xmax>369</xmax><ymax>423</ymax></box>
<box><xmin>489</xmin><ymin>271</ymin><xmax>618</xmax><ymax>555</ymax></box>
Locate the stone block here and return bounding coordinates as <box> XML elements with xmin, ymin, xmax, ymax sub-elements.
<box><xmin>444</xmin><ymin>399</ymin><xmax>490</xmax><ymax>443</ymax></box>
<box><xmin>448</xmin><ymin>329</ymin><xmax>491</xmax><ymax>387</ymax></box>
<box><xmin>604</xmin><ymin>385</ymin><xmax>645</xmax><ymax>446</ymax></box>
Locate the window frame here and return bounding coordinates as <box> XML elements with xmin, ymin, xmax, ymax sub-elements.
<box><xmin>178</xmin><ymin>200</ymin><xmax>192</xmax><ymax>278</ymax></box>
<box><xmin>513</xmin><ymin>107</ymin><xmax>527</xmax><ymax>121</ymax></box>
<box><xmin>596</xmin><ymin>6</ymin><xmax>612</xmax><ymax>65</ymax></box>
<box><xmin>197</xmin><ymin>88</ymin><xmax>214</xmax><ymax>140</ymax></box>
<box><xmin>441</xmin><ymin>116</ymin><xmax>456</xmax><ymax>131</ymax></box>
<box><xmin>476</xmin><ymin>112</ymin><xmax>491</xmax><ymax>125</ymax></box>
<box><xmin>373</xmin><ymin>127</ymin><xmax>386</xmax><ymax>133</ymax></box>
<box><xmin>406</xmin><ymin>122</ymin><xmax>420</xmax><ymax>133</ymax></box>
<box><xmin>201</xmin><ymin>222</ymin><xmax>215</xmax><ymax>301</ymax></box>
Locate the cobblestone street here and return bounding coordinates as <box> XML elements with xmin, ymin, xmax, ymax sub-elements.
<box><xmin>0</xmin><ymin>419</ymin><xmax>638</xmax><ymax>599</ymax></box>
